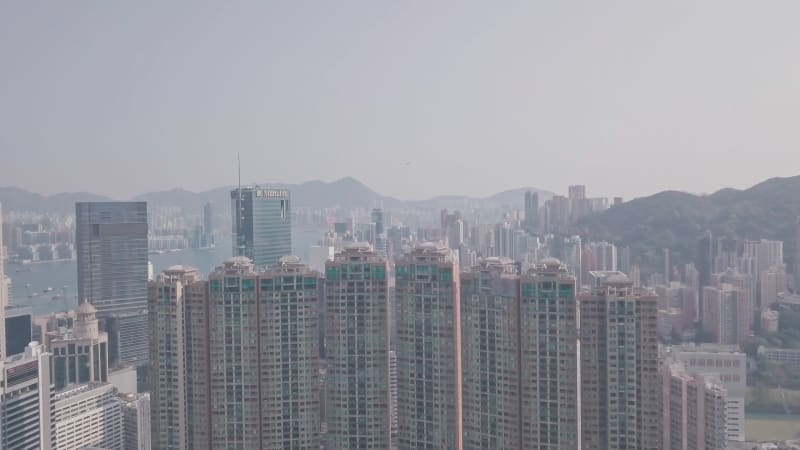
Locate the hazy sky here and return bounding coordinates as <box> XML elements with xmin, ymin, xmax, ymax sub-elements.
<box><xmin>2</xmin><ymin>1</ymin><xmax>800</xmax><ymax>201</ymax></box>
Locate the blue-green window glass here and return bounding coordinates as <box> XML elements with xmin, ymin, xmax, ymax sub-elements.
<box><xmin>303</xmin><ymin>277</ymin><xmax>317</xmax><ymax>289</ymax></box>
<box><xmin>439</xmin><ymin>269</ymin><xmax>452</xmax><ymax>282</ymax></box>
<box><xmin>241</xmin><ymin>279</ymin><xmax>255</xmax><ymax>292</ymax></box>
<box><xmin>260</xmin><ymin>279</ymin><xmax>274</xmax><ymax>291</ymax></box>
<box><xmin>211</xmin><ymin>280</ymin><xmax>222</xmax><ymax>292</ymax></box>
<box><xmin>522</xmin><ymin>283</ymin><xmax>535</xmax><ymax>297</ymax></box>
<box><xmin>373</xmin><ymin>265</ymin><xmax>386</xmax><ymax>280</ymax></box>
<box><xmin>326</xmin><ymin>267</ymin><xmax>339</xmax><ymax>279</ymax></box>
<box><xmin>559</xmin><ymin>284</ymin><xmax>574</xmax><ymax>298</ymax></box>
<box><xmin>225</xmin><ymin>277</ymin><xmax>239</xmax><ymax>288</ymax></box>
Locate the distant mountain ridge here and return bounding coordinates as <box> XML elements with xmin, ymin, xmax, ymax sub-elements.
<box><xmin>579</xmin><ymin>175</ymin><xmax>800</xmax><ymax>273</ymax></box>
<box><xmin>0</xmin><ymin>177</ymin><xmax>554</xmax><ymax>214</ymax></box>
<box><xmin>0</xmin><ymin>187</ymin><xmax>113</xmax><ymax>214</ymax></box>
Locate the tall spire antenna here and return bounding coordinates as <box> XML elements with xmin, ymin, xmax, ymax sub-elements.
<box><xmin>235</xmin><ymin>153</ymin><xmax>244</xmax><ymax>256</ymax></box>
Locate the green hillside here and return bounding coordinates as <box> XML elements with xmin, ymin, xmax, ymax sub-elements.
<box><xmin>578</xmin><ymin>176</ymin><xmax>800</xmax><ymax>274</ymax></box>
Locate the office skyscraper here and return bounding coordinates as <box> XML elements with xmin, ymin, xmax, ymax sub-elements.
<box><xmin>5</xmin><ymin>305</ymin><xmax>33</xmax><ymax>356</ymax></box>
<box><xmin>76</xmin><ymin>202</ymin><xmax>148</xmax><ymax>315</ymax></box>
<box><xmin>325</xmin><ymin>244</ymin><xmax>391</xmax><ymax>450</ymax></box>
<box><xmin>0</xmin><ymin>342</ymin><xmax>54</xmax><ymax>450</ymax></box>
<box><xmin>461</xmin><ymin>258</ymin><xmax>579</xmax><ymax>450</ymax></box>
<box><xmin>395</xmin><ymin>244</ymin><xmax>462</xmax><ymax>449</ymax></box>
<box><xmin>231</xmin><ymin>187</ymin><xmax>291</xmax><ymax>268</ymax></box>
<box><xmin>580</xmin><ymin>274</ymin><xmax>661</xmax><ymax>450</ymax></box>
<box><xmin>76</xmin><ymin>202</ymin><xmax>148</xmax><ymax>367</ymax></box>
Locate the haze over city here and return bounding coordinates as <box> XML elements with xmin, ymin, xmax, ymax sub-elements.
<box><xmin>3</xmin><ymin>1</ymin><xmax>800</xmax><ymax>200</ymax></box>
<box><xmin>4</xmin><ymin>2</ymin><xmax>800</xmax><ymax>450</ymax></box>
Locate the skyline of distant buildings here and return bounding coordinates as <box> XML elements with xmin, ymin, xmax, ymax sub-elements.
<box><xmin>3</xmin><ymin>180</ymin><xmax>800</xmax><ymax>449</ymax></box>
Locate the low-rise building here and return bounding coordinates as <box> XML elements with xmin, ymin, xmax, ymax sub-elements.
<box><xmin>52</xmin><ymin>383</ymin><xmax>123</xmax><ymax>450</ymax></box>
<box><xmin>667</xmin><ymin>344</ymin><xmax>747</xmax><ymax>441</ymax></box>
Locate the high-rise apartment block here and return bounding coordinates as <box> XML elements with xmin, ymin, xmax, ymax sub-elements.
<box><xmin>580</xmin><ymin>274</ymin><xmax>661</xmax><ymax>450</ymax></box>
<box><xmin>461</xmin><ymin>258</ymin><xmax>579</xmax><ymax>449</ymax></box>
<box><xmin>741</xmin><ymin>239</ymin><xmax>783</xmax><ymax>277</ymax></box>
<box><xmin>661</xmin><ymin>361</ymin><xmax>727</xmax><ymax>450</ymax></box>
<box><xmin>0</xmin><ymin>342</ymin><xmax>54</xmax><ymax>450</ymax></box>
<box><xmin>760</xmin><ymin>266</ymin><xmax>787</xmax><ymax>310</ymax></box>
<box><xmin>119</xmin><ymin>392</ymin><xmax>151</xmax><ymax>450</ymax></box>
<box><xmin>148</xmin><ymin>265</ymin><xmax>202</xmax><ymax>449</ymax></box>
<box><xmin>395</xmin><ymin>244</ymin><xmax>462</xmax><ymax>449</ymax></box>
<box><xmin>231</xmin><ymin>187</ymin><xmax>291</xmax><ymax>268</ymax></box>
<box><xmin>325</xmin><ymin>244</ymin><xmax>391</xmax><ymax>449</ymax></box>
<box><xmin>568</xmin><ymin>184</ymin><xmax>592</xmax><ymax>223</ymax></box>
<box><xmin>46</xmin><ymin>301</ymin><xmax>109</xmax><ymax>390</ymax></box>
<box><xmin>702</xmin><ymin>284</ymin><xmax>749</xmax><ymax>345</ymax></box>
<box><xmin>460</xmin><ymin>258</ymin><xmax>520</xmax><ymax>449</ymax></box>
<box><xmin>544</xmin><ymin>195</ymin><xmax>570</xmax><ymax>234</ymax></box>
<box><xmin>255</xmin><ymin>256</ymin><xmax>321</xmax><ymax>449</ymax></box>
<box><xmin>76</xmin><ymin>202</ymin><xmax>148</xmax><ymax>367</ymax></box>
<box><xmin>149</xmin><ymin>257</ymin><xmax>322</xmax><ymax>450</ymax></box>
<box><xmin>207</xmin><ymin>257</ymin><xmax>263</xmax><ymax>448</ymax></box>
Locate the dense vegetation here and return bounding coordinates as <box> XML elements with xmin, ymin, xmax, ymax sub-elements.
<box><xmin>578</xmin><ymin>176</ymin><xmax>800</xmax><ymax>274</ymax></box>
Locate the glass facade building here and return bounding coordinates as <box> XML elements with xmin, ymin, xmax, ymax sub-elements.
<box><xmin>76</xmin><ymin>202</ymin><xmax>148</xmax><ymax>367</ymax></box>
<box><xmin>231</xmin><ymin>187</ymin><xmax>291</xmax><ymax>268</ymax></box>
<box><xmin>76</xmin><ymin>202</ymin><xmax>148</xmax><ymax>315</ymax></box>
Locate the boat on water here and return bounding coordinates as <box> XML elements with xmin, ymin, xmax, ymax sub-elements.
<box><xmin>43</xmin><ymin>287</ymin><xmax>54</xmax><ymax>293</ymax></box>
<box><xmin>28</xmin><ymin>292</ymin><xmax>39</xmax><ymax>299</ymax></box>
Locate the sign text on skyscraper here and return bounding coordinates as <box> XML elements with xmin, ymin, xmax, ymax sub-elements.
<box><xmin>255</xmin><ymin>189</ymin><xmax>289</xmax><ymax>198</ymax></box>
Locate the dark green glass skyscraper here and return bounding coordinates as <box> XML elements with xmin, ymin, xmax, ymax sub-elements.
<box><xmin>231</xmin><ymin>187</ymin><xmax>291</xmax><ymax>268</ymax></box>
